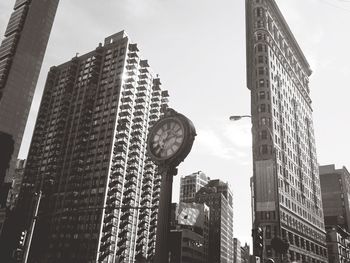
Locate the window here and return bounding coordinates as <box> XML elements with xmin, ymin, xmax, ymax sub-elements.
<box><xmin>260</xmin><ymin>145</ymin><xmax>268</xmax><ymax>154</ymax></box>
<box><xmin>259</xmin><ymin>79</ymin><xmax>265</xmax><ymax>88</ymax></box>
<box><xmin>258</xmin><ymin>67</ymin><xmax>264</xmax><ymax>75</ymax></box>
<box><xmin>259</xmin><ymin>91</ymin><xmax>265</xmax><ymax>100</ymax></box>
<box><xmin>256</xmin><ymin>7</ymin><xmax>263</xmax><ymax>17</ymax></box>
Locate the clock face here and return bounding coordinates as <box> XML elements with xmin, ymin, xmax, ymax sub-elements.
<box><xmin>149</xmin><ymin>119</ymin><xmax>185</xmax><ymax>160</ymax></box>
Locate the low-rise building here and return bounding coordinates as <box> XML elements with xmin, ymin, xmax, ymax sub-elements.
<box><xmin>241</xmin><ymin>243</ymin><xmax>250</xmax><ymax>263</ymax></box>
<box><xmin>170</xmin><ymin>202</ymin><xmax>210</xmax><ymax>263</ymax></box>
<box><xmin>325</xmin><ymin>225</ymin><xmax>350</xmax><ymax>263</ymax></box>
<box><xmin>320</xmin><ymin>164</ymin><xmax>350</xmax><ymax>262</ymax></box>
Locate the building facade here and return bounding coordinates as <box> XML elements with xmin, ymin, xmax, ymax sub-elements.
<box><xmin>246</xmin><ymin>0</ymin><xmax>327</xmax><ymax>262</ymax></box>
<box><xmin>170</xmin><ymin>228</ymin><xmax>206</xmax><ymax>263</ymax></box>
<box><xmin>320</xmin><ymin>164</ymin><xmax>350</xmax><ymax>263</ymax></box>
<box><xmin>6</xmin><ymin>159</ymin><xmax>26</xmax><ymax>210</ymax></box>
<box><xmin>240</xmin><ymin>243</ymin><xmax>250</xmax><ymax>263</ymax></box>
<box><xmin>195</xmin><ymin>179</ymin><xmax>234</xmax><ymax>263</ymax></box>
<box><xmin>0</xmin><ymin>0</ymin><xmax>59</xmax><ymax>189</ymax></box>
<box><xmin>17</xmin><ymin>31</ymin><xmax>169</xmax><ymax>263</ymax></box>
<box><xmin>234</xmin><ymin>238</ymin><xmax>242</xmax><ymax>263</ymax></box>
<box><xmin>325</xmin><ymin>225</ymin><xmax>350</xmax><ymax>263</ymax></box>
<box><xmin>170</xmin><ymin>202</ymin><xmax>210</xmax><ymax>263</ymax></box>
<box><xmin>319</xmin><ymin>165</ymin><xmax>350</xmax><ymax>231</ymax></box>
<box><xmin>180</xmin><ymin>171</ymin><xmax>210</xmax><ymax>203</ymax></box>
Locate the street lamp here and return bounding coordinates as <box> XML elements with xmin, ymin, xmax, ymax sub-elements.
<box><xmin>229</xmin><ymin>115</ymin><xmax>285</xmax><ymax>262</ymax></box>
<box><xmin>229</xmin><ymin>115</ymin><xmax>252</xmax><ymax>121</ymax></box>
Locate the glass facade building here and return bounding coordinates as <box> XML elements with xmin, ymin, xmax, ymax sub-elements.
<box><xmin>246</xmin><ymin>0</ymin><xmax>327</xmax><ymax>262</ymax></box>
<box><xmin>17</xmin><ymin>31</ymin><xmax>169</xmax><ymax>263</ymax></box>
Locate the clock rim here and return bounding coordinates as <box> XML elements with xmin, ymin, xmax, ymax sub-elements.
<box><xmin>149</xmin><ymin>118</ymin><xmax>185</xmax><ymax>160</ymax></box>
<box><xmin>147</xmin><ymin>113</ymin><xmax>195</xmax><ymax>167</ymax></box>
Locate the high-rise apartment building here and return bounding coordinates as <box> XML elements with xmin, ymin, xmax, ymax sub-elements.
<box><xmin>246</xmin><ymin>0</ymin><xmax>327</xmax><ymax>262</ymax></box>
<box><xmin>17</xmin><ymin>31</ymin><xmax>169</xmax><ymax>263</ymax></box>
<box><xmin>180</xmin><ymin>171</ymin><xmax>210</xmax><ymax>203</ymax></box>
<box><xmin>0</xmin><ymin>0</ymin><xmax>59</xmax><ymax>189</ymax></box>
<box><xmin>195</xmin><ymin>179</ymin><xmax>234</xmax><ymax>263</ymax></box>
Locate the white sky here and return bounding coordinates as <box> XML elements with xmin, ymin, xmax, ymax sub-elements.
<box><xmin>1</xmin><ymin>0</ymin><xmax>349</xmax><ymax>247</ymax></box>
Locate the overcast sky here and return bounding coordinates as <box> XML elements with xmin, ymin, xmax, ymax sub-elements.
<box><xmin>1</xmin><ymin>0</ymin><xmax>349</xmax><ymax>247</ymax></box>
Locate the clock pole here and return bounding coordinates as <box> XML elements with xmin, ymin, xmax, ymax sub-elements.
<box><xmin>146</xmin><ymin>108</ymin><xmax>196</xmax><ymax>263</ymax></box>
<box><xmin>154</xmin><ymin>166</ymin><xmax>177</xmax><ymax>263</ymax></box>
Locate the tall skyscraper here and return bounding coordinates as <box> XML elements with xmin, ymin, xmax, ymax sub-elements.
<box><xmin>17</xmin><ymin>31</ymin><xmax>169</xmax><ymax>263</ymax></box>
<box><xmin>179</xmin><ymin>171</ymin><xmax>210</xmax><ymax>203</ymax></box>
<box><xmin>319</xmin><ymin>164</ymin><xmax>350</xmax><ymax>230</ymax></box>
<box><xmin>0</xmin><ymin>0</ymin><xmax>60</xmax><ymax>190</ymax></box>
<box><xmin>195</xmin><ymin>179</ymin><xmax>234</xmax><ymax>263</ymax></box>
<box><xmin>246</xmin><ymin>0</ymin><xmax>327</xmax><ymax>262</ymax></box>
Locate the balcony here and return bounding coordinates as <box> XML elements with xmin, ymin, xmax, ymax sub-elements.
<box><xmin>116</xmin><ymin>137</ymin><xmax>128</xmax><ymax>146</ymax></box>
<box><xmin>111</xmin><ymin>168</ymin><xmax>124</xmax><ymax>177</ymax></box>
<box><xmin>142</xmin><ymin>184</ymin><xmax>152</xmax><ymax>192</ymax></box>
<box><xmin>151</xmin><ymin>204</ymin><xmax>159</xmax><ymax>212</ymax></box>
<box><xmin>122</xmin><ymin>195</ymin><xmax>135</xmax><ymax>204</ymax></box>
<box><xmin>154</xmin><ymin>177</ymin><xmax>161</xmax><ymax>184</ymax></box>
<box><xmin>127</xmin><ymin>163</ymin><xmax>139</xmax><ymax>171</ymax></box>
<box><xmin>140</xmin><ymin>60</ymin><xmax>149</xmax><ymax>68</ymax></box>
<box><xmin>103</xmin><ymin>222</ymin><xmax>116</xmax><ymax>232</ymax></box>
<box><xmin>119</xmin><ymin>220</ymin><xmax>129</xmax><ymax>229</ymax></box>
<box><xmin>106</xmin><ymin>196</ymin><xmax>118</xmax><ymax>205</ymax></box>
<box><xmin>138</xmin><ymin>213</ymin><xmax>148</xmax><ymax>221</ymax></box>
<box><xmin>128</xmin><ymin>150</ymin><xmax>139</xmax><ymax>157</ymax></box>
<box><xmin>124</xmin><ymin>186</ymin><xmax>136</xmax><ymax>195</ymax></box>
<box><xmin>140</xmin><ymin>198</ymin><xmax>150</xmax><ymax>206</ymax></box>
<box><xmin>119</xmin><ymin>108</ymin><xmax>132</xmax><ymax>117</ymax></box>
<box><xmin>100</xmin><ymin>240</ymin><xmax>115</xmax><ymax>252</ymax></box>
<box><xmin>150</xmin><ymin>102</ymin><xmax>160</xmax><ymax>108</ymax></box>
<box><xmin>98</xmin><ymin>250</ymin><xmax>112</xmax><ymax>262</ymax></box>
<box><xmin>125</xmin><ymin>172</ymin><xmax>137</xmax><ymax>181</ymax></box>
<box><xmin>128</xmin><ymin>51</ymin><xmax>139</xmax><ymax>58</ymax></box>
<box><xmin>121</xmin><ymin>96</ymin><xmax>132</xmax><ymax>103</ymax></box>
<box><xmin>107</xmin><ymin>187</ymin><xmax>121</xmax><ymax>195</ymax></box>
<box><xmin>139</xmin><ymin>73</ymin><xmax>150</xmax><ymax>79</ymax></box>
<box><xmin>111</xmin><ymin>160</ymin><xmax>125</xmax><ymax>169</ymax></box>
<box><xmin>120</xmin><ymin>212</ymin><xmax>132</xmax><ymax>221</ymax></box>
<box><xmin>127</xmin><ymin>58</ymin><xmax>137</xmax><ymax>64</ymax></box>
<box><xmin>100</xmin><ymin>232</ymin><xmax>112</xmax><ymax>242</ymax></box>
<box><xmin>108</xmin><ymin>180</ymin><xmax>121</xmax><ymax>188</ymax></box>
<box><xmin>126</xmin><ymin>64</ymin><xmax>137</xmax><ymax>70</ymax></box>
<box><xmin>124</xmin><ymin>178</ymin><xmax>137</xmax><ymax>188</ymax></box>
<box><xmin>131</xmin><ymin>129</ymin><xmax>143</xmax><ymax>137</ymax></box>
<box><xmin>116</xmin><ymin>245</ymin><xmax>127</xmax><ymax>256</ymax></box>
<box><xmin>135</xmin><ymin>103</ymin><xmax>146</xmax><ymax>110</ymax></box>
<box><xmin>140</xmin><ymin>67</ymin><xmax>149</xmax><ymax>74</ymax></box>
